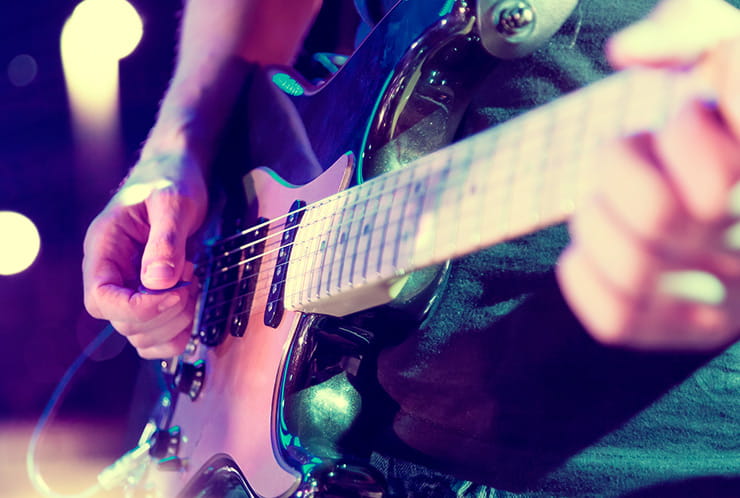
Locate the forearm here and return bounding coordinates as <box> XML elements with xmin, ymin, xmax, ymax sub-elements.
<box><xmin>141</xmin><ymin>0</ymin><xmax>323</xmax><ymax>170</ymax></box>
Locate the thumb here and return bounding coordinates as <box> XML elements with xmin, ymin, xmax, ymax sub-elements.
<box><xmin>608</xmin><ymin>0</ymin><xmax>740</xmax><ymax>69</ymax></box>
<box><xmin>140</xmin><ymin>191</ymin><xmax>191</xmax><ymax>290</ymax></box>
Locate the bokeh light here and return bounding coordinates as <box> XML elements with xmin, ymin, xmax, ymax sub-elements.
<box><xmin>61</xmin><ymin>0</ymin><xmax>143</xmax><ymax>132</ymax></box>
<box><xmin>0</xmin><ymin>211</ymin><xmax>41</xmax><ymax>276</ymax></box>
<box><xmin>61</xmin><ymin>0</ymin><xmax>143</xmax><ymax>62</ymax></box>
<box><xmin>7</xmin><ymin>54</ymin><xmax>38</xmax><ymax>87</ymax></box>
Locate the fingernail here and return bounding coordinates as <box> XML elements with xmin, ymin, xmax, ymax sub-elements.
<box><xmin>728</xmin><ymin>182</ymin><xmax>740</xmax><ymax>216</ymax></box>
<box><xmin>144</xmin><ymin>261</ymin><xmax>176</xmax><ymax>282</ymax></box>
<box><xmin>659</xmin><ymin>270</ymin><xmax>726</xmax><ymax>305</ymax></box>
<box><xmin>158</xmin><ymin>294</ymin><xmax>181</xmax><ymax>312</ymax></box>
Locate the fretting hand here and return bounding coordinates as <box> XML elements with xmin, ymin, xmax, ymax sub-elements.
<box><xmin>557</xmin><ymin>0</ymin><xmax>740</xmax><ymax>350</ymax></box>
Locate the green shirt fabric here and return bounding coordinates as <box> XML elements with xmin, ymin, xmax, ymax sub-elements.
<box><xmin>372</xmin><ymin>1</ymin><xmax>740</xmax><ymax>495</ymax></box>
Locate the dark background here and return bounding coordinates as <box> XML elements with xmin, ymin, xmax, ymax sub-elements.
<box><xmin>0</xmin><ymin>1</ymin><xmax>182</xmax><ymax>495</ymax></box>
<box><xmin>0</xmin><ymin>1</ymin><xmax>357</xmax><ymax>496</ymax></box>
<box><xmin>0</xmin><ymin>0</ymin><xmax>181</xmax><ymax>424</ymax></box>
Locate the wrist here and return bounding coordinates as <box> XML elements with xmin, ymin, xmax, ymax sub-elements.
<box><xmin>140</xmin><ymin>56</ymin><xmax>255</xmax><ymax>173</ymax></box>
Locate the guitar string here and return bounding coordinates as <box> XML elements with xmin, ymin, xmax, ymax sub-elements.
<box><xmin>200</xmin><ymin>111</ymin><xmax>588</xmax><ymax>316</ymax></box>
<box><xmin>198</xmin><ymin>75</ymin><xmax>591</xmax><ymax>276</ymax></box>
<box><xmin>201</xmin><ymin>160</ymin><xmax>465</xmax><ymax>300</ymax></box>
<box><xmin>199</xmin><ymin>66</ymin><xmax>631</xmax><ymax>286</ymax></box>
<box><xmin>197</xmin><ymin>159</ymin><xmax>440</xmax><ymax>276</ymax></box>
<box><xmin>203</xmin><ymin>66</ymin><xmax>679</xmax><ymax>270</ymax></box>
<box><xmin>196</xmin><ymin>68</ymin><xmax>675</xmax><ymax>320</ymax></box>
<box><xmin>197</xmin><ymin>70</ymin><xmax>694</xmax><ymax>322</ymax></box>
<box><xmin>198</xmin><ymin>66</ymin><xmax>613</xmax><ymax>270</ymax></box>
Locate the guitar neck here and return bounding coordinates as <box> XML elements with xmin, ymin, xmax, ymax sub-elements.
<box><xmin>285</xmin><ymin>68</ymin><xmax>711</xmax><ymax>316</ymax></box>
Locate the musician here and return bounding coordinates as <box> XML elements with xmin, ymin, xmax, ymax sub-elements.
<box><xmin>82</xmin><ymin>0</ymin><xmax>740</xmax><ymax>495</ymax></box>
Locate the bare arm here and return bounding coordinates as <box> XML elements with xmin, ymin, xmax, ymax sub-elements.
<box><xmin>83</xmin><ymin>0</ymin><xmax>322</xmax><ymax>359</ymax></box>
<box><xmin>144</xmin><ymin>0</ymin><xmax>323</xmax><ymax>167</ymax></box>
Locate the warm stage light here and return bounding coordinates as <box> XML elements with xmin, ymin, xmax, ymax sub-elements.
<box><xmin>61</xmin><ymin>0</ymin><xmax>143</xmax><ymax>62</ymax></box>
<box><xmin>0</xmin><ymin>211</ymin><xmax>41</xmax><ymax>276</ymax></box>
<box><xmin>61</xmin><ymin>0</ymin><xmax>143</xmax><ymax>151</ymax></box>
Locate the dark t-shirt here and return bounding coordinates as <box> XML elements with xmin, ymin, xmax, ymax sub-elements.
<box><xmin>365</xmin><ymin>1</ymin><xmax>740</xmax><ymax>496</ymax></box>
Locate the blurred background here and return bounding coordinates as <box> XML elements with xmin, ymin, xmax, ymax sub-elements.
<box><xmin>0</xmin><ymin>1</ymin><xmax>358</xmax><ymax>496</ymax></box>
<box><xmin>0</xmin><ymin>1</ymin><xmax>182</xmax><ymax>496</ymax></box>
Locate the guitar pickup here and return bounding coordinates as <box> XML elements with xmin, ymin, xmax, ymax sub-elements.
<box><xmin>264</xmin><ymin>200</ymin><xmax>306</xmax><ymax>328</ymax></box>
<box><xmin>197</xmin><ymin>218</ymin><xmax>267</xmax><ymax>346</ymax></box>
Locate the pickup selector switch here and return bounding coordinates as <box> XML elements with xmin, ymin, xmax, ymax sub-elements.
<box><xmin>149</xmin><ymin>425</ymin><xmax>181</xmax><ymax>460</ymax></box>
<box><xmin>171</xmin><ymin>359</ymin><xmax>206</xmax><ymax>401</ymax></box>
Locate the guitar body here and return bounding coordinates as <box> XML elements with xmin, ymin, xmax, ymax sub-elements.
<box><xmin>141</xmin><ymin>1</ymin><xmax>500</xmax><ymax>496</ymax></box>
<box><xmin>126</xmin><ymin>0</ymin><xmax>705</xmax><ymax>493</ymax></box>
<box><xmin>149</xmin><ymin>156</ymin><xmax>356</xmax><ymax>497</ymax></box>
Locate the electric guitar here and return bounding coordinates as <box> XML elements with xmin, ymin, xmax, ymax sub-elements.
<box><xmin>124</xmin><ymin>0</ymin><xmax>713</xmax><ymax>496</ymax></box>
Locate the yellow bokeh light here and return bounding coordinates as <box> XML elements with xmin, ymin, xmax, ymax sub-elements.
<box><xmin>61</xmin><ymin>0</ymin><xmax>143</xmax><ymax>62</ymax></box>
<box><xmin>61</xmin><ymin>0</ymin><xmax>143</xmax><ymax>134</ymax></box>
<box><xmin>0</xmin><ymin>211</ymin><xmax>41</xmax><ymax>276</ymax></box>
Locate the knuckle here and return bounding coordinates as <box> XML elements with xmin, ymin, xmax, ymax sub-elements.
<box><xmin>129</xmin><ymin>294</ymin><xmax>160</xmax><ymax>322</ymax></box>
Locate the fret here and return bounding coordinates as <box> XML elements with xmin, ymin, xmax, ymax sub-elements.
<box><xmin>349</xmin><ymin>183</ymin><xmax>373</xmax><ymax>285</ymax></box>
<box><xmin>485</xmin><ymin>133</ymin><xmax>518</xmax><ymax>243</ymax></box>
<box><xmin>395</xmin><ymin>164</ymin><xmax>424</xmax><ymax>271</ymax></box>
<box><xmin>431</xmin><ymin>157</ymin><xmax>470</xmax><ymax>262</ymax></box>
<box><xmin>451</xmin><ymin>142</ymin><xmax>484</xmax><ymax>254</ymax></box>
<box><xmin>346</xmin><ymin>172</ymin><xmax>383</xmax><ymax>286</ymax></box>
<box><xmin>390</xmin><ymin>168</ymin><xmax>416</xmax><ymax>272</ymax></box>
<box><xmin>281</xmin><ymin>67</ymin><xmax>711</xmax><ymax>317</ymax></box>
<box><xmin>335</xmin><ymin>187</ymin><xmax>359</xmax><ymax>291</ymax></box>
<box><xmin>334</xmin><ymin>185</ymin><xmax>369</xmax><ymax>293</ymax></box>
<box><xmin>407</xmin><ymin>163</ymin><xmax>436</xmax><ymax>268</ymax></box>
<box><xmin>318</xmin><ymin>194</ymin><xmax>348</xmax><ymax>297</ymax></box>
<box><xmin>370</xmin><ymin>173</ymin><xmax>394</xmax><ymax>279</ymax></box>
<box><xmin>323</xmin><ymin>191</ymin><xmax>350</xmax><ymax>297</ymax></box>
<box><xmin>348</xmin><ymin>177</ymin><xmax>372</xmax><ymax>285</ymax></box>
<box><xmin>410</xmin><ymin>153</ymin><xmax>446</xmax><ymax>265</ymax></box>
<box><xmin>299</xmin><ymin>199</ymin><xmax>333</xmax><ymax>304</ymax></box>
<box><xmin>378</xmin><ymin>175</ymin><xmax>408</xmax><ymax>277</ymax></box>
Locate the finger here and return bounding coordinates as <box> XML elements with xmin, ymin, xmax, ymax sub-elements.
<box><xmin>140</xmin><ymin>188</ymin><xmax>194</xmax><ymax>290</ymax></box>
<box><xmin>568</xmin><ymin>195</ymin><xmax>663</xmax><ymax>299</ymax></box>
<box><xmin>607</xmin><ymin>0</ymin><xmax>740</xmax><ymax>69</ymax></box>
<box><xmin>633</xmin><ymin>289</ymin><xmax>734</xmax><ymax>350</ymax></box>
<box><xmin>556</xmin><ymin>244</ymin><xmax>640</xmax><ymax>345</ymax></box>
<box><xmin>94</xmin><ymin>285</ymin><xmax>188</xmax><ymax>324</ymax></box>
<box><xmin>655</xmin><ymin>99</ymin><xmax>740</xmax><ymax>222</ymax></box>
<box><xmin>124</xmin><ymin>308</ymin><xmax>194</xmax><ymax>350</ymax></box>
<box><xmin>135</xmin><ymin>328</ymin><xmax>192</xmax><ymax>360</ymax></box>
<box><xmin>558</xmin><ymin>245</ymin><xmax>738</xmax><ymax>350</ymax></box>
<box><xmin>707</xmin><ymin>38</ymin><xmax>740</xmax><ymax>144</ymax></box>
<box><xmin>82</xmin><ymin>214</ymin><xmax>145</xmax><ymax>317</ymax></box>
<box><xmin>599</xmin><ymin>134</ymin><xmax>688</xmax><ymax>247</ymax></box>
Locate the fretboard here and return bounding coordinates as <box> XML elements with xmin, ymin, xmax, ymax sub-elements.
<box><xmin>285</xmin><ymin>67</ymin><xmax>712</xmax><ymax>316</ymax></box>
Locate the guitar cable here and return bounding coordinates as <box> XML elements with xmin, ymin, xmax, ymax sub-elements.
<box><xmin>26</xmin><ymin>324</ymin><xmax>153</xmax><ymax>497</ymax></box>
